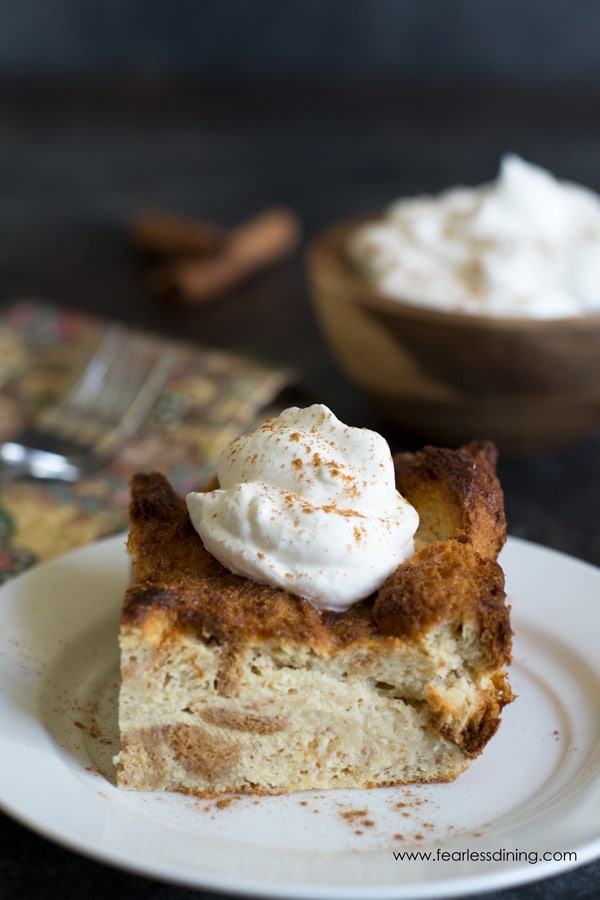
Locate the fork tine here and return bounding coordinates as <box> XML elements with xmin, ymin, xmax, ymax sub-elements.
<box><xmin>36</xmin><ymin>325</ymin><xmax>131</xmax><ymax>434</ymax></box>
<box><xmin>95</xmin><ymin>343</ymin><xmax>177</xmax><ymax>454</ymax></box>
<box><xmin>51</xmin><ymin>326</ymin><xmax>131</xmax><ymax>414</ymax></box>
<box><xmin>0</xmin><ymin>327</ymin><xmax>177</xmax><ymax>483</ymax></box>
<box><xmin>97</xmin><ymin>338</ymin><xmax>162</xmax><ymax>418</ymax></box>
<box><xmin>74</xmin><ymin>336</ymin><xmax>149</xmax><ymax>424</ymax></box>
<box><xmin>42</xmin><ymin>336</ymin><xmax>175</xmax><ymax>448</ymax></box>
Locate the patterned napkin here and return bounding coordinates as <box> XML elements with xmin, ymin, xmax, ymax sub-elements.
<box><xmin>0</xmin><ymin>300</ymin><xmax>293</xmax><ymax>583</ymax></box>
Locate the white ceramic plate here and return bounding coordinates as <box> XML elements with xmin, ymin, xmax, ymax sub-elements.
<box><xmin>1</xmin><ymin>534</ymin><xmax>599</xmax><ymax>899</ymax></box>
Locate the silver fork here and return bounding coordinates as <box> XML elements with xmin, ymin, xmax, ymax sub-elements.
<box><xmin>0</xmin><ymin>325</ymin><xmax>177</xmax><ymax>484</ymax></box>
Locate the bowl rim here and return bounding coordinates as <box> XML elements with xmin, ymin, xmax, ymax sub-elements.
<box><xmin>308</xmin><ymin>214</ymin><xmax>600</xmax><ymax>332</ymax></box>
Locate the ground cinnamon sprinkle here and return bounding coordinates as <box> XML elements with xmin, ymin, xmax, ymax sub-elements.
<box><xmin>73</xmin><ymin>710</ymin><xmax>111</xmax><ymax>746</ymax></box>
<box><xmin>338</xmin><ymin>807</ymin><xmax>377</xmax><ymax>834</ymax></box>
<box><xmin>340</xmin><ymin>808</ymin><xmax>369</xmax><ymax>821</ymax></box>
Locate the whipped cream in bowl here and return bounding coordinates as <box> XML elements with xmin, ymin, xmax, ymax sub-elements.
<box><xmin>186</xmin><ymin>404</ymin><xmax>418</xmax><ymax>612</ymax></box>
<box><xmin>307</xmin><ymin>157</ymin><xmax>600</xmax><ymax>455</ymax></box>
<box><xmin>348</xmin><ymin>155</ymin><xmax>600</xmax><ymax>319</ymax></box>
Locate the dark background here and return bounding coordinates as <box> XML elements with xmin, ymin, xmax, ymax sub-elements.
<box><xmin>0</xmin><ymin>0</ymin><xmax>600</xmax><ymax>83</ymax></box>
<box><xmin>1</xmin><ymin>4</ymin><xmax>600</xmax><ymax>900</ymax></box>
<box><xmin>1</xmin><ymin>0</ymin><xmax>600</xmax><ymax>218</ymax></box>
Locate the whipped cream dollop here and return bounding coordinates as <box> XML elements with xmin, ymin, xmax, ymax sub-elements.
<box><xmin>186</xmin><ymin>404</ymin><xmax>418</xmax><ymax>612</ymax></box>
<box><xmin>348</xmin><ymin>154</ymin><xmax>600</xmax><ymax>318</ymax></box>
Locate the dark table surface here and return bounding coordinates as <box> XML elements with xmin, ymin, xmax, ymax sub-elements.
<box><xmin>0</xmin><ymin>75</ymin><xmax>599</xmax><ymax>900</ymax></box>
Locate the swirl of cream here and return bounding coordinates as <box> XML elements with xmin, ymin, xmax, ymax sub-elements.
<box><xmin>186</xmin><ymin>404</ymin><xmax>418</xmax><ymax>611</ymax></box>
<box><xmin>348</xmin><ymin>154</ymin><xmax>600</xmax><ymax>318</ymax></box>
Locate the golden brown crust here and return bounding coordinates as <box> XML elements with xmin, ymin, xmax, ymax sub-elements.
<box><xmin>372</xmin><ymin>540</ymin><xmax>512</xmax><ymax>668</ymax></box>
<box><xmin>124</xmin><ymin>442</ymin><xmax>509</xmax><ymax>667</ymax></box>
<box><xmin>444</xmin><ymin>670</ymin><xmax>515</xmax><ymax>756</ymax></box>
<box><xmin>393</xmin><ymin>440</ymin><xmax>506</xmax><ymax>559</ymax></box>
<box><xmin>123</xmin><ymin>472</ymin><xmax>380</xmax><ymax>650</ymax></box>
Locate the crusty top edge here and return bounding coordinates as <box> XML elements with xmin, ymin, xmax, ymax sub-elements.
<box><xmin>394</xmin><ymin>440</ymin><xmax>507</xmax><ymax>559</ymax></box>
<box><xmin>122</xmin><ymin>440</ymin><xmax>510</xmax><ymax>663</ymax></box>
<box><xmin>123</xmin><ymin>473</ymin><xmax>380</xmax><ymax>649</ymax></box>
<box><xmin>372</xmin><ymin>539</ymin><xmax>512</xmax><ymax>667</ymax></box>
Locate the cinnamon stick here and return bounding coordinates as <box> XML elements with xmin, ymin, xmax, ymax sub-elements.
<box><xmin>146</xmin><ymin>206</ymin><xmax>301</xmax><ymax>305</ymax></box>
<box><xmin>130</xmin><ymin>210</ymin><xmax>227</xmax><ymax>260</ymax></box>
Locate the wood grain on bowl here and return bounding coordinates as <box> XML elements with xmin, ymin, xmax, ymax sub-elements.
<box><xmin>307</xmin><ymin>218</ymin><xmax>600</xmax><ymax>455</ymax></box>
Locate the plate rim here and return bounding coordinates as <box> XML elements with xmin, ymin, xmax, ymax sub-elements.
<box><xmin>0</xmin><ymin>532</ymin><xmax>599</xmax><ymax>899</ymax></box>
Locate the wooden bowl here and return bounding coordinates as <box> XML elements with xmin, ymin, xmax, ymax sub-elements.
<box><xmin>307</xmin><ymin>217</ymin><xmax>600</xmax><ymax>455</ymax></box>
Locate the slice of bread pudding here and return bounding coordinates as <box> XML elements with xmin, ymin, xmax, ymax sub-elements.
<box><xmin>114</xmin><ymin>437</ymin><xmax>513</xmax><ymax>796</ymax></box>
